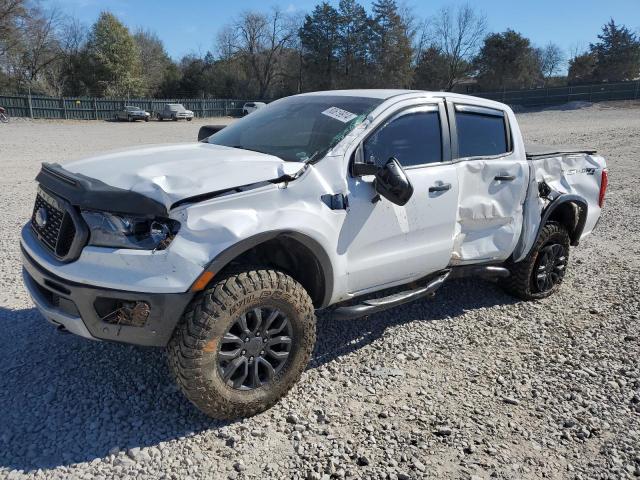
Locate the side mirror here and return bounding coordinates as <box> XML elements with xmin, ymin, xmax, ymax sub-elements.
<box><xmin>373</xmin><ymin>158</ymin><xmax>414</xmax><ymax>206</ymax></box>
<box><xmin>198</xmin><ymin>124</ymin><xmax>226</xmax><ymax>142</ymax></box>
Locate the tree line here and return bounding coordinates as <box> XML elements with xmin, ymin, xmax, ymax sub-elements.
<box><xmin>1</xmin><ymin>0</ymin><xmax>639</xmax><ymax>99</ymax></box>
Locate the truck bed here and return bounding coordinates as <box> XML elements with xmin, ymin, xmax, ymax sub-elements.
<box><xmin>525</xmin><ymin>144</ymin><xmax>597</xmax><ymax>160</ymax></box>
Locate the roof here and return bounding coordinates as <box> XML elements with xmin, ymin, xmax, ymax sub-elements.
<box><xmin>294</xmin><ymin>89</ymin><xmax>511</xmax><ymax>112</ymax></box>
<box><xmin>299</xmin><ymin>89</ymin><xmax>421</xmax><ymax>99</ymax></box>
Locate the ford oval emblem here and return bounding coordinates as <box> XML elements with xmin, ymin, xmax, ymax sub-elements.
<box><xmin>35</xmin><ymin>207</ymin><xmax>48</xmax><ymax>228</ymax></box>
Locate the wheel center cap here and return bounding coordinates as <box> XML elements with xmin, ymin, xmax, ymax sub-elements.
<box><xmin>246</xmin><ymin>337</ymin><xmax>264</xmax><ymax>356</ymax></box>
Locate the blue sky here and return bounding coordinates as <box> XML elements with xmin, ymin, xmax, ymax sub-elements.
<box><xmin>49</xmin><ymin>0</ymin><xmax>639</xmax><ymax>64</ymax></box>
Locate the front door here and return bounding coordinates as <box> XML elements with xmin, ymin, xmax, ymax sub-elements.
<box><xmin>341</xmin><ymin>102</ymin><xmax>459</xmax><ymax>294</ymax></box>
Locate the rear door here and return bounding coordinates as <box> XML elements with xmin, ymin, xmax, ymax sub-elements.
<box><xmin>343</xmin><ymin>101</ymin><xmax>459</xmax><ymax>293</ymax></box>
<box><xmin>447</xmin><ymin>101</ymin><xmax>529</xmax><ymax>263</ymax></box>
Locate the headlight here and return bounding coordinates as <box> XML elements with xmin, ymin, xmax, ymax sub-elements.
<box><xmin>81</xmin><ymin>211</ymin><xmax>180</xmax><ymax>250</ymax></box>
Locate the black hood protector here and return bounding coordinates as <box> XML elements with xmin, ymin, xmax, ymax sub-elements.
<box><xmin>36</xmin><ymin>163</ymin><xmax>168</xmax><ymax>217</ymax></box>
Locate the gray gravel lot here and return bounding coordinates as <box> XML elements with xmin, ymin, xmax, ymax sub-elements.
<box><xmin>0</xmin><ymin>104</ymin><xmax>639</xmax><ymax>479</ymax></box>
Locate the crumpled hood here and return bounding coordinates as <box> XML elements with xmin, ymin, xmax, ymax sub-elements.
<box><xmin>63</xmin><ymin>143</ymin><xmax>305</xmax><ymax>210</ymax></box>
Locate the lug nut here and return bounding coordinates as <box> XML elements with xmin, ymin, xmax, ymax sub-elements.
<box><xmin>244</xmin><ymin>337</ymin><xmax>249</xmax><ymax>343</ymax></box>
<box><xmin>256</xmin><ymin>332</ymin><xmax>261</xmax><ymax>336</ymax></box>
<box><xmin>241</xmin><ymin>350</ymin><xmax>246</xmax><ymax>355</ymax></box>
<box><xmin>260</xmin><ymin>350</ymin><xmax>265</xmax><ymax>355</ymax></box>
<box><xmin>249</xmin><ymin>356</ymin><xmax>254</xmax><ymax>362</ymax></box>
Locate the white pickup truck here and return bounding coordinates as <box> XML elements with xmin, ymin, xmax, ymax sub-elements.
<box><xmin>21</xmin><ymin>90</ymin><xmax>608</xmax><ymax>419</ymax></box>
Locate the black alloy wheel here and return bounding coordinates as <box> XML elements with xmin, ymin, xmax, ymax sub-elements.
<box><xmin>533</xmin><ymin>242</ymin><xmax>567</xmax><ymax>293</ymax></box>
<box><xmin>217</xmin><ymin>307</ymin><xmax>293</xmax><ymax>390</ymax></box>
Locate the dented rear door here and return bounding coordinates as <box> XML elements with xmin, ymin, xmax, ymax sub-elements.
<box><xmin>447</xmin><ymin>101</ymin><xmax>529</xmax><ymax>264</ymax></box>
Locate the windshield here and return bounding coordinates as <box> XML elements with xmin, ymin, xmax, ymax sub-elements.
<box><xmin>169</xmin><ymin>104</ymin><xmax>185</xmax><ymax>112</ymax></box>
<box><xmin>208</xmin><ymin>95</ymin><xmax>382</xmax><ymax>162</ymax></box>
<box><xmin>125</xmin><ymin>106</ymin><xmax>140</xmax><ymax>112</ymax></box>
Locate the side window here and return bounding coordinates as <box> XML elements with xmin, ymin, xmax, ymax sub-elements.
<box><xmin>455</xmin><ymin>107</ymin><xmax>509</xmax><ymax>158</ymax></box>
<box><xmin>363</xmin><ymin>110</ymin><xmax>442</xmax><ymax>168</ymax></box>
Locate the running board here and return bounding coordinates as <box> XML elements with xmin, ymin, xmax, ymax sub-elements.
<box><xmin>449</xmin><ymin>265</ymin><xmax>510</xmax><ymax>279</ymax></box>
<box><xmin>331</xmin><ymin>271</ymin><xmax>450</xmax><ymax>321</ymax></box>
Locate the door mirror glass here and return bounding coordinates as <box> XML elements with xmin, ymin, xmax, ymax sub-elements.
<box><xmin>374</xmin><ymin>157</ymin><xmax>414</xmax><ymax>206</ymax></box>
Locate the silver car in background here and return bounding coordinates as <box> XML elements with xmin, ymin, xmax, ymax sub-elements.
<box><xmin>115</xmin><ymin>106</ymin><xmax>150</xmax><ymax>122</ymax></box>
<box><xmin>156</xmin><ymin>104</ymin><xmax>194</xmax><ymax>121</ymax></box>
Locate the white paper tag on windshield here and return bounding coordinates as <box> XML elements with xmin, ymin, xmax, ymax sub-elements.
<box><xmin>322</xmin><ymin>107</ymin><xmax>357</xmax><ymax>123</ymax></box>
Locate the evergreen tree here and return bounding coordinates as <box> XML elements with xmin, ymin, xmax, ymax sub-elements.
<box><xmin>299</xmin><ymin>2</ymin><xmax>340</xmax><ymax>90</ymax></box>
<box><xmin>413</xmin><ymin>46</ymin><xmax>452</xmax><ymax>91</ymax></box>
<box><xmin>369</xmin><ymin>0</ymin><xmax>413</xmax><ymax>88</ymax></box>
<box><xmin>590</xmin><ymin>19</ymin><xmax>640</xmax><ymax>82</ymax></box>
<box><xmin>474</xmin><ymin>30</ymin><xmax>543</xmax><ymax>90</ymax></box>
<box><xmin>336</xmin><ymin>0</ymin><xmax>370</xmax><ymax>88</ymax></box>
<box><xmin>134</xmin><ymin>29</ymin><xmax>174</xmax><ymax>97</ymax></box>
<box><xmin>85</xmin><ymin>12</ymin><xmax>143</xmax><ymax>97</ymax></box>
<box><xmin>568</xmin><ymin>52</ymin><xmax>597</xmax><ymax>85</ymax></box>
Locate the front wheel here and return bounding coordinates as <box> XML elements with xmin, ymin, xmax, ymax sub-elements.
<box><xmin>167</xmin><ymin>268</ymin><xmax>316</xmax><ymax>419</ymax></box>
<box><xmin>501</xmin><ymin>221</ymin><xmax>570</xmax><ymax>300</ymax></box>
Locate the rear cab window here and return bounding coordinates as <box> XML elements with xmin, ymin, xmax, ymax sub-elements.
<box><xmin>453</xmin><ymin>104</ymin><xmax>511</xmax><ymax>158</ymax></box>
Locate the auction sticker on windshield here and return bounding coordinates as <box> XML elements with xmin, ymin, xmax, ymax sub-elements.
<box><xmin>322</xmin><ymin>107</ymin><xmax>357</xmax><ymax>123</ymax></box>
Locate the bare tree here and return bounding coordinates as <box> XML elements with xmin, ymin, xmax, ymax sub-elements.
<box><xmin>537</xmin><ymin>42</ymin><xmax>565</xmax><ymax>80</ymax></box>
<box><xmin>0</xmin><ymin>0</ymin><xmax>27</xmax><ymax>59</ymax></box>
<box><xmin>428</xmin><ymin>4</ymin><xmax>487</xmax><ymax>90</ymax></box>
<box><xmin>10</xmin><ymin>6</ymin><xmax>64</xmax><ymax>89</ymax></box>
<box><xmin>230</xmin><ymin>8</ymin><xmax>297</xmax><ymax>98</ymax></box>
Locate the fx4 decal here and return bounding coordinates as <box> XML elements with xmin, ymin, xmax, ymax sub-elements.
<box><xmin>564</xmin><ymin>167</ymin><xmax>596</xmax><ymax>175</ymax></box>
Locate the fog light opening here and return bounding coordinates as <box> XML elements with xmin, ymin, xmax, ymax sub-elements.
<box><xmin>95</xmin><ymin>298</ymin><xmax>151</xmax><ymax>327</ymax></box>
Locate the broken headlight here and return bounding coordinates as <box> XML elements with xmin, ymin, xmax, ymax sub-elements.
<box><xmin>81</xmin><ymin>211</ymin><xmax>180</xmax><ymax>250</ymax></box>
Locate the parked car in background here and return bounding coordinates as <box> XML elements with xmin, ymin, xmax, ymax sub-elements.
<box><xmin>115</xmin><ymin>106</ymin><xmax>150</xmax><ymax>122</ymax></box>
<box><xmin>156</xmin><ymin>104</ymin><xmax>194</xmax><ymax>121</ymax></box>
<box><xmin>242</xmin><ymin>102</ymin><xmax>266</xmax><ymax>116</ymax></box>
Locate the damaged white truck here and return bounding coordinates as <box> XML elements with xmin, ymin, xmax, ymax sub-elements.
<box><xmin>21</xmin><ymin>90</ymin><xmax>608</xmax><ymax>419</ymax></box>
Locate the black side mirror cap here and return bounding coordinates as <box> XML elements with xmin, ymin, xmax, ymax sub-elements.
<box><xmin>374</xmin><ymin>157</ymin><xmax>414</xmax><ymax>206</ymax></box>
<box><xmin>198</xmin><ymin>124</ymin><xmax>226</xmax><ymax>142</ymax></box>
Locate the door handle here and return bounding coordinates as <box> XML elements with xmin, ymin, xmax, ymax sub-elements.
<box><xmin>494</xmin><ymin>175</ymin><xmax>516</xmax><ymax>181</ymax></box>
<box><xmin>428</xmin><ymin>183</ymin><xmax>451</xmax><ymax>192</ymax></box>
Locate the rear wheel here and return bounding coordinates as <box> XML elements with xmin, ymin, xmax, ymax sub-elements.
<box><xmin>167</xmin><ymin>268</ymin><xmax>316</xmax><ymax>419</ymax></box>
<box><xmin>502</xmin><ymin>221</ymin><xmax>570</xmax><ymax>300</ymax></box>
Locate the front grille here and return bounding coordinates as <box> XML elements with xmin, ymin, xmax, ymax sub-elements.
<box><xmin>31</xmin><ymin>189</ymin><xmax>78</xmax><ymax>259</ymax></box>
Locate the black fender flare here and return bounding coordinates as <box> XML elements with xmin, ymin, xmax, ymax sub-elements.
<box><xmin>536</xmin><ymin>193</ymin><xmax>588</xmax><ymax>247</ymax></box>
<box><xmin>200</xmin><ymin>230</ymin><xmax>334</xmax><ymax>308</ymax></box>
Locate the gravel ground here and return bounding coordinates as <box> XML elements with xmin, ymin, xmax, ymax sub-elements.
<box><xmin>0</xmin><ymin>104</ymin><xmax>638</xmax><ymax>480</ymax></box>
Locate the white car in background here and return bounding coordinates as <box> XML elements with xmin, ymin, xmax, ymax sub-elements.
<box><xmin>242</xmin><ymin>102</ymin><xmax>266</xmax><ymax>116</ymax></box>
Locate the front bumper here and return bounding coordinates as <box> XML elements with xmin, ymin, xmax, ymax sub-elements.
<box><xmin>22</xmin><ymin>246</ymin><xmax>194</xmax><ymax>347</ymax></box>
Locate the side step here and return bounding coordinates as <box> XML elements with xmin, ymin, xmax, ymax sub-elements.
<box><xmin>331</xmin><ymin>270</ymin><xmax>450</xmax><ymax>321</ymax></box>
<box><xmin>449</xmin><ymin>265</ymin><xmax>510</xmax><ymax>279</ymax></box>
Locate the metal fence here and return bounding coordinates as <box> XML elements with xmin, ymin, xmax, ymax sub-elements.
<box><xmin>0</xmin><ymin>96</ymin><xmax>254</xmax><ymax>120</ymax></box>
<box><xmin>474</xmin><ymin>80</ymin><xmax>640</xmax><ymax>108</ymax></box>
<box><xmin>1</xmin><ymin>80</ymin><xmax>639</xmax><ymax>119</ymax></box>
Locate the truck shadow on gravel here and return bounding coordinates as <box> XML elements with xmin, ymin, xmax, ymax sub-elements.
<box><xmin>0</xmin><ymin>279</ymin><xmax>515</xmax><ymax>472</ymax></box>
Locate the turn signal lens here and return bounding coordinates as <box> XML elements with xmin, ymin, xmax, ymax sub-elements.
<box><xmin>190</xmin><ymin>271</ymin><xmax>214</xmax><ymax>292</ymax></box>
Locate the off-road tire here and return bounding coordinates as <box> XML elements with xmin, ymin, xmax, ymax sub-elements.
<box><xmin>167</xmin><ymin>268</ymin><xmax>316</xmax><ymax>419</ymax></box>
<box><xmin>502</xmin><ymin>221</ymin><xmax>570</xmax><ymax>300</ymax></box>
